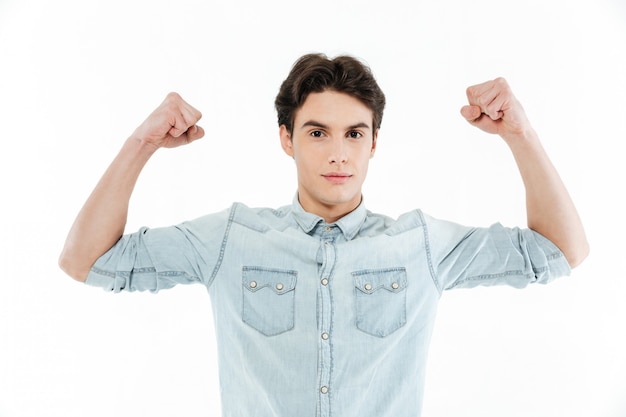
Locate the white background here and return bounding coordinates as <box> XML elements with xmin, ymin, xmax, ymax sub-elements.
<box><xmin>1</xmin><ymin>0</ymin><xmax>625</xmax><ymax>416</ymax></box>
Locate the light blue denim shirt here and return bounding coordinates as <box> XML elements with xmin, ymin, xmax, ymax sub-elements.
<box><xmin>87</xmin><ymin>196</ymin><xmax>571</xmax><ymax>417</ymax></box>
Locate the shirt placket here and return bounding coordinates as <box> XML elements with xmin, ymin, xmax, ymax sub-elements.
<box><xmin>318</xmin><ymin>225</ymin><xmax>337</xmax><ymax>417</ymax></box>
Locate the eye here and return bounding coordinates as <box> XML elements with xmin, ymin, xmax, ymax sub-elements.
<box><xmin>310</xmin><ymin>130</ymin><xmax>324</xmax><ymax>138</ymax></box>
<box><xmin>348</xmin><ymin>131</ymin><xmax>363</xmax><ymax>139</ymax></box>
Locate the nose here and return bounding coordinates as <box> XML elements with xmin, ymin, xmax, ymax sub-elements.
<box><xmin>328</xmin><ymin>138</ymin><xmax>347</xmax><ymax>165</ymax></box>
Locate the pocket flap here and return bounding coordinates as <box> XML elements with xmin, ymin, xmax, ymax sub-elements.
<box><xmin>242</xmin><ymin>267</ymin><xmax>297</xmax><ymax>295</ymax></box>
<box><xmin>353</xmin><ymin>268</ymin><xmax>407</xmax><ymax>294</ymax></box>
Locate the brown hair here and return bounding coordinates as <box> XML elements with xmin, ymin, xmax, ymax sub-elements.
<box><xmin>275</xmin><ymin>53</ymin><xmax>386</xmax><ymax>134</ymax></box>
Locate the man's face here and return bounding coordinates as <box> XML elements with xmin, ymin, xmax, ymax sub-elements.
<box><xmin>280</xmin><ymin>90</ymin><xmax>377</xmax><ymax>222</ymax></box>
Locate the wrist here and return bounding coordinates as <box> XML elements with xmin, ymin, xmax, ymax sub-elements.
<box><xmin>125</xmin><ymin>134</ymin><xmax>160</xmax><ymax>159</ymax></box>
<box><xmin>502</xmin><ymin>127</ymin><xmax>540</xmax><ymax>151</ymax></box>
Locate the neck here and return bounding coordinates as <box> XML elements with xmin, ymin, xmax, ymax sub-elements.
<box><xmin>298</xmin><ymin>194</ymin><xmax>362</xmax><ymax>224</ymax></box>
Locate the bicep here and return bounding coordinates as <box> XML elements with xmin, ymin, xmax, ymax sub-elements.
<box><xmin>425</xmin><ymin>216</ymin><xmax>570</xmax><ymax>291</ymax></box>
<box><xmin>86</xmin><ymin>209</ymin><xmax>231</xmax><ymax>293</ymax></box>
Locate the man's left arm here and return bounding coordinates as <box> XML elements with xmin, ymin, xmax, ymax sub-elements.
<box><xmin>460</xmin><ymin>78</ymin><xmax>589</xmax><ymax>268</ymax></box>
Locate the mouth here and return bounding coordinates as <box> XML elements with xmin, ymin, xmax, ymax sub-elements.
<box><xmin>322</xmin><ymin>172</ymin><xmax>352</xmax><ymax>184</ymax></box>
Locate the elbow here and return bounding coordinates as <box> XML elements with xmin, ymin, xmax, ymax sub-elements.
<box><xmin>565</xmin><ymin>239</ymin><xmax>590</xmax><ymax>269</ymax></box>
<box><xmin>58</xmin><ymin>249</ymin><xmax>90</xmax><ymax>283</ymax></box>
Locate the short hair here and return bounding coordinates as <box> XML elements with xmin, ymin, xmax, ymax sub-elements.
<box><xmin>275</xmin><ymin>53</ymin><xmax>386</xmax><ymax>134</ymax></box>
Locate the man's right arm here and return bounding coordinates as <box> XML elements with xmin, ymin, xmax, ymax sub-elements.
<box><xmin>58</xmin><ymin>92</ymin><xmax>205</xmax><ymax>282</ymax></box>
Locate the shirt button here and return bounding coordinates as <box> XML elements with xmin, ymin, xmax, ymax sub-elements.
<box><xmin>321</xmin><ymin>278</ymin><xmax>328</xmax><ymax>286</ymax></box>
<box><xmin>320</xmin><ymin>386</ymin><xmax>329</xmax><ymax>394</ymax></box>
<box><xmin>325</xmin><ymin>226</ymin><xmax>332</xmax><ymax>232</ymax></box>
<box><xmin>364</xmin><ymin>283</ymin><xmax>372</xmax><ymax>291</ymax></box>
<box><xmin>249</xmin><ymin>281</ymin><xmax>257</xmax><ymax>289</ymax></box>
<box><xmin>276</xmin><ymin>283</ymin><xmax>284</xmax><ymax>291</ymax></box>
<box><xmin>321</xmin><ymin>332</ymin><xmax>329</xmax><ymax>340</ymax></box>
<box><xmin>391</xmin><ymin>282</ymin><xmax>399</xmax><ymax>290</ymax></box>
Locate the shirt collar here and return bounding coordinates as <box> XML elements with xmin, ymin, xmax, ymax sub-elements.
<box><xmin>291</xmin><ymin>194</ymin><xmax>367</xmax><ymax>241</ymax></box>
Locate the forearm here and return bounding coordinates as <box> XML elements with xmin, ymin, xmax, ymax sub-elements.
<box><xmin>507</xmin><ymin>130</ymin><xmax>589</xmax><ymax>268</ymax></box>
<box><xmin>59</xmin><ymin>136</ymin><xmax>156</xmax><ymax>281</ymax></box>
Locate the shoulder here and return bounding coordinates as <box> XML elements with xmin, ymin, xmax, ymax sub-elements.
<box><xmin>359</xmin><ymin>208</ymin><xmax>428</xmax><ymax>237</ymax></box>
<box><xmin>228</xmin><ymin>202</ymin><xmax>295</xmax><ymax>232</ymax></box>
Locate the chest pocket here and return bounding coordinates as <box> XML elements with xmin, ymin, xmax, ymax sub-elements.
<box><xmin>353</xmin><ymin>268</ymin><xmax>407</xmax><ymax>337</ymax></box>
<box><xmin>242</xmin><ymin>267</ymin><xmax>297</xmax><ymax>336</ymax></box>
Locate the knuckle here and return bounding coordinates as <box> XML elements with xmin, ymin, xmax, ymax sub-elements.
<box><xmin>473</xmin><ymin>95</ymin><xmax>486</xmax><ymax>108</ymax></box>
<box><xmin>466</xmin><ymin>89</ymin><xmax>482</xmax><ymax>106</ymax></box>
<box><xmin>163</xmin><ymin>92</ymin><xmax>183</xmax><ymax>108</ymax></box>
<box><xmin>494</xmin><ymin>77</ymin><xmax>509</xmax><ymax>89</ymax></box>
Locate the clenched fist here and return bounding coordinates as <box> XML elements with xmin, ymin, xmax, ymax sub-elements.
<box><xmin>132</xmin><ymin>92</ymin><xmax>205</xmax><ymax>150</ymax></box>
<box><xmin>460</xmin><ymin>78</ymin><xmax>532</xmax><ymax>142</ymax></box>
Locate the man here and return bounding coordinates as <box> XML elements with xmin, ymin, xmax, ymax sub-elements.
<box><xmin>59</xmin><ymin>53</ymin><xmax>589</xmax><ymax>416</ymax></box>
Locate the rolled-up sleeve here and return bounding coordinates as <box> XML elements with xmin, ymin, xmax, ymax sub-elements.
<box><xmin>422</xmin><ymin>214</ymin><xmax>571</xmax><ymax>292</ymax></box>
<box><xmin>85</xmin><ymin>208</ymin><xmax>232</xmax><ymax>293</ymax></box>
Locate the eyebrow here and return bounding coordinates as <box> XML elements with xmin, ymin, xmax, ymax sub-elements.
<box><xmin>300</xmin><ymin>120</ymin><xmax>371</xmax><ymax>131</ymax></box>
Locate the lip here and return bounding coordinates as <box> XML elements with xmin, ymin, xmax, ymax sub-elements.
<box><xmin>322</xmin><ymin>172</ymin><xmax>352</xmax><ymax>184</ymax></box>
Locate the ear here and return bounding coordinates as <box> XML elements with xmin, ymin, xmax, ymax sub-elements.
<box><xmin>279</xmin><ymin>125</ymin><xmax>294</xmax><ymax>158</ymax></box>
<box><xmin>370</xmin><ymin>129</ymin><xmax>379</xmax><ymax>158</ymax></box>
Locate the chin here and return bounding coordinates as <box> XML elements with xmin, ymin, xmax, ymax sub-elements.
<box><xmin>321</xmin><ymin>193</ymin><xmax>360</xmax><ymax>207</ymax></box>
